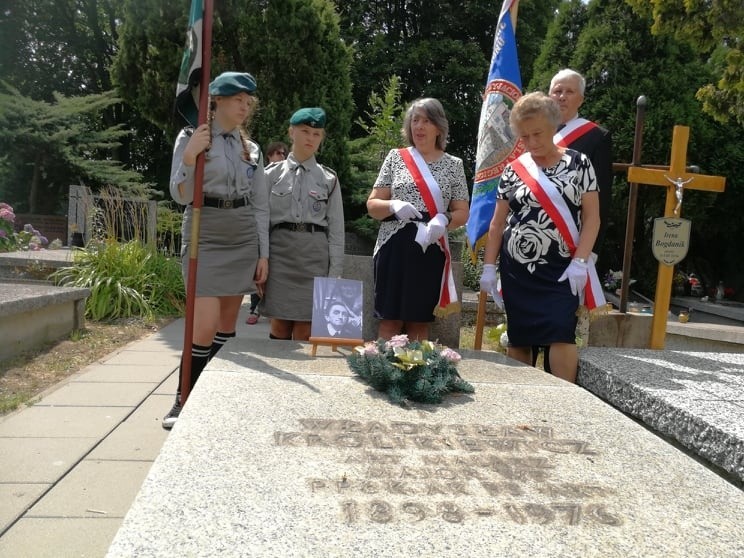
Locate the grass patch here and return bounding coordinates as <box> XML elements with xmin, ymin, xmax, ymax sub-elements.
<box><xmin>459</xmin><ymin>326</ymin><xmax>504</xmax><ymax>352</ymax></box>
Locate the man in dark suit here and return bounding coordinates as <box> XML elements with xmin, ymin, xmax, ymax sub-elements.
<box><xmin>550</xmin><ymin>68</ymin><xmax>613</xmax><ymax>251</ymax></box>
<box><xmin>534</xmin><ymin>68</ymin><xmax>614</xmax><ymax>373</ymax></box>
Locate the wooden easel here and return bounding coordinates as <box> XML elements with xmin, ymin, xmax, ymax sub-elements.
<box><xmin>308</xmin><ymin>336</ymin><xmax>364</xmax><ymax>356</ymax></box>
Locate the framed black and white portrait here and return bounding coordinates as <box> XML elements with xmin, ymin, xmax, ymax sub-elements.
<box><xmin>310</xmin><ymin>277</ymin><xmax>363</xmax><ymax>340</ymax></box>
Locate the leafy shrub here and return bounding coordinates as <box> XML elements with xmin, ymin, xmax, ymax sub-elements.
<box><xmin>462</xmin><ymin>243</ymin><xmax>484</xmax><ymax>291</ymax></box>
<box><xmin>0</xmin><ymin>202</ymin><xmax>15</xmax><ymax>251</ymax></box>
<box><xmin>51</xmin><ymin>240</ymin><xmax>184</xmax><ymax>320</ymax></box>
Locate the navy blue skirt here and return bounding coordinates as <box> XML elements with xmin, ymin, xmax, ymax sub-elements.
<box><xmin>373</xmin><ymin>223</ymin><xmax>444</xmax><ymax>323</ymax></box>
<box><xmin>500</xmin><ymin>247</ymin><xmax>578</xmax><ymax>347</ymax></box>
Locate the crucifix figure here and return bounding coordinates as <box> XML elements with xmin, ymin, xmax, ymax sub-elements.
<box><xmin>664</xmin><ymin>175</ymin><xmax>693</xmax><ymax>215</ymax></box>
<box><xmin>625</xmin><ymin>125</ymin><xmax>726</xmax><ymax>349</ymax></box>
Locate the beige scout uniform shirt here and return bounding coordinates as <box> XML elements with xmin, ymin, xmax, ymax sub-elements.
<box><xmin>169</xmin><ymin>125</ymin><xmax>270</xmax><ymax>258</ymax></box>
<box><xmin>266</xmin><ymin>153</ymin><xmax>345</xmax><ymax>277</ymax></box>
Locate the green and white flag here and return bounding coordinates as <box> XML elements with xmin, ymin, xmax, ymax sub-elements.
<box><xmin>175</xmin><ymin>0</ymin><xmax>203</xmax><ymax>127</ymax></box>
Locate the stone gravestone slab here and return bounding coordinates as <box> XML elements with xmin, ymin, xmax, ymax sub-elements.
<box><xmin>108</xmin><ymin>341</ymin><xmax>744</xmax><ymax>557</ymax></box>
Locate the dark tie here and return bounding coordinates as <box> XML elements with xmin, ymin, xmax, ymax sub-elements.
<box><xmin>288</xmin><ymin>160</ymin><xmax>304</xmax><ymax>173</ymax></box>
<box><xmin>222</xmin><ymin>133</ymin><xmax>237</xmax><ymax>188</ymax></box>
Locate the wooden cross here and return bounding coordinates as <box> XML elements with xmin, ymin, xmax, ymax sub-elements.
<box><xmin>627</xmin><ymin>125</ymin><xmax>726</xmax><ymax>349</ymax></box>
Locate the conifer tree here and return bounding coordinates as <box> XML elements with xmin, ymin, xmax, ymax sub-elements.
<box><xmin>0</xmin><ymin>85</ymin><xmax>145</xmax><ymax>213</ymax></box>
<box><xmin>113</xmin><ymin>0</ymin><xmax>353</xmax><ymax>186</ymax></box>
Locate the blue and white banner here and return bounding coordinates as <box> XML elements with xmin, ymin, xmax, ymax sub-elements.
<box><xmin>465</xmin><ymin>0</ymin><xmax>523</xmax><ymax>257</ymax></box>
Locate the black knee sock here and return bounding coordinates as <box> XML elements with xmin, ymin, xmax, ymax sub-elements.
<box><xmin>209</xmin><ymin>331</ymin><xmax>235</xmax><ymax>360</ymax></box>
<box><xmin>175</xmin><ymin>343</ymin><xmax>212</xmax><ymax>397</ymax></box>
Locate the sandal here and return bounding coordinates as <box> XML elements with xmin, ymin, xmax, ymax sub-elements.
<box><xmin>246</xmin><ymin>309</ymin><xmax>260</xmax><ymax>325</ymax></box>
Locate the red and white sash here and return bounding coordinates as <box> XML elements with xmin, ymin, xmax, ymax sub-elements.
<box><xmin>553</xmin><ymin>117</ymin><xmax>598</xmax><ymax>148</ymax></box>
<box><xmin>398</xmin><ymin>147</ymin><xmax>458</xmax><ymax>315</ymax></box>
<box><xmin>510</xmin><ymin>152</ymin><xmax>605</xmax><ymax>309</ymax></box>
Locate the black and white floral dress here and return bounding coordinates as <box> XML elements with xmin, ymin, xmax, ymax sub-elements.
<box><xmin>372</xmin><ymin>148</ymin><xmax>469</xmax><ymax>322</ymax></box>
<box><xmin>498</xmin><ymin>149</ymin><xmax>597</xmax><ymax>345</ymax></box>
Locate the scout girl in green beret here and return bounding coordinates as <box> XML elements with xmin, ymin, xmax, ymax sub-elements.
<box><xmin>163</xmin><ymin>71</ymin><xmax>269</xmax><ymax>429</ymax></box>
<box><xmin>260</xmin><ymin>107</ymin><xmax>345</xmax><ymax>341</ymax></box>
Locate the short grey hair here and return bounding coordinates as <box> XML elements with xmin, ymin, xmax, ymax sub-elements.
<box><xmin>550</xmin><ymin>68</ymin><xmax>586</xmax><ymax>96</ymax></box>
<box><xmin>509</xmin><ymin>92</ymin><xmax>563</xmax><ymax>133</ymax></box>
<box><xmin>401</xmin><ymin>98</ymin><xmax>449</xmax><ymax>151</ymax></box>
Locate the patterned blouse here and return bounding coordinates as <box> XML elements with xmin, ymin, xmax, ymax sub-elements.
<box><xmin>497</xmin><ymin>149</ymin><xmax>597</xmax><ymax>275</ymax></box>
<box><xmin>372</xmin><ymin>148</ymin><xmax>469</xmax><ymax>255</ymax></box>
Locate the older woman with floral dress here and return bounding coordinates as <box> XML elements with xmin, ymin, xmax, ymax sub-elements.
<box><xmin>479</xmin><ymin>92</ymin><xmax>602</xmax><ymax>383</ymax></box>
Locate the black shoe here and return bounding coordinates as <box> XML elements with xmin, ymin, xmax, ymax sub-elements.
<box><xmin>161</xmin><ymin>400</ymin><xmax>182</xmax><ymax>430</ymax></box>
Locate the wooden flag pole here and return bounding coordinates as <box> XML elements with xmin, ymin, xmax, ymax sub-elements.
<box><xmin>180</xmin><ymin>0</ymin><xmax>213</xmax><ymax>406</ymax></box>
<box><xmin>473</xmin><ymin>290</ymin><xmax>488</xmax><ymax>350</ymax></box>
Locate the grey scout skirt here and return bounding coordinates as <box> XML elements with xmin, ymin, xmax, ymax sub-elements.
<box><xmin>180</xmin><ymin>205</ymin><xmax>259</xmax><ymax>297</ymax></box>
<box><xmin>260</xmin><ymin>227</ymin><xmax>329</xmax><ymax>321</ymax></box>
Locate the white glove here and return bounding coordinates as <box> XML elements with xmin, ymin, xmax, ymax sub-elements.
<box><xmin>559</xmin><ymin>258</ymin><xmax>589</xmax><ymax>297</ymax></box>
<box><xmin>425</xmin><ymin>213</ymin><xmax>448</xmax><ymax>244</ymax></box>
<box><xmin>389</xmin><ymin>200</ymin><xmax>422</xmax><ymax>221</ymax></box>
<box><xmin>480</xmin><ymin>264</ymin><xmax>504</xmax><ymax>310</ymax></box>
<box><xmin>480</xmin><ymin>264</ymin><xmax>498</xmax><ymax>293</ymax></box>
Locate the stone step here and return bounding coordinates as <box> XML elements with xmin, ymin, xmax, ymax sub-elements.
<box><xmin>0</xmin><ymin>249</ymin><xmax>76</xmax><ymax>281</ymax></box>
<box><xmin>0</xmin><ymin>281</ymin><xmax>89</xmax><ymax>362</ymax></box>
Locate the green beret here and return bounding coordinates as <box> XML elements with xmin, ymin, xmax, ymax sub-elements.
<box><xmin>289</xmin><ymin>107</ymin><xmax>326</xmax><ymax>128</ymax></box>
<box><xmin>208</xmin><ymin>72</ymin><xmax>257</xmax><ymax>97</ymax></box>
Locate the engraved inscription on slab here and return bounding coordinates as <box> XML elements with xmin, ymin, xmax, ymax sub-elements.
<box><xmin>274</xmin><ymin>419</ymin><xmax>622</xmax><ymax>526</ymax></box>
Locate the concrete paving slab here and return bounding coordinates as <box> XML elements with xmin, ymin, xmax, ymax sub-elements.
<box><xmin>153</xmin><ymin>371</ymin><xmax>178</xmax><ymax>395</ymax></box>
<box><xmin>0</xmin><ymin>484</ymin><xmax>48</xmax><ymax>534</ymax></box>
<box><xmin>73</xmin><ymin>364</ymin><xmax>177</xmax><ymax>383</ymax></box>
<box><xmin>0</xmin><ymin>438</ymin><xmax>97</xmax><ymax>483</ymax></box>
<box><xmin>34</xmin><ymin>381</ymin><xmax>157</xmax><ymax>407</ymax></box>
<box><xmin>0</xmin><ymin>517</ymin><xmax>122</xmax><ymax>558</ymax></box>
<box><xmin>27</xmin><ymin>460</ymin><xmax>153</xmax><ymax>518</ymax></box>
<box><xmin>0</xmin><ymin>406</ymin><xmax>131</xmax><ymax>438</ymax></box>
<box><xmin>123</xmin><ymin>338</ymin><xmax>181</xmax><ymax>353</ymax></box>
<box><xmin>101</xmin><ymin>350</ymin><xmax>181</xmax><ymax>367</ymax></box>
<box><xmin>88</xmin><ymin>395</ymin><xmax>172</xmax><ymax>461</ymax></box>
<box><xmin>108</xmin><ymin>354</ymin><xmax>744</xmax><ymax>558</ymax></box>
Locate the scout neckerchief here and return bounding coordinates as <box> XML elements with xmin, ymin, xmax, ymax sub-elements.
<box><xmin>553</xmin><ymin>117</ymin><xmax>598</xmax><ymax>148</ymax></box>
<box><xmin>398</xmin><ymin>146</ymin><xmax>458</xmax><ymax>316</ymax></box>
<box><xmin>509</xmin><ymin>152</ymin><xmax>606</xmax><ymax>309</ymax></box>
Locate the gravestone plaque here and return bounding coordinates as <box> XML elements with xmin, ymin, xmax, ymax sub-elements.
<box><xmin>651</xmin><ymin>217</ymin><xmax>691</xmax><ymax>265</ymax></box>
<box><xmin>108</xmin><ymin>342</ymin><xmax>744</xmax><ymax>557</ymax></box>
